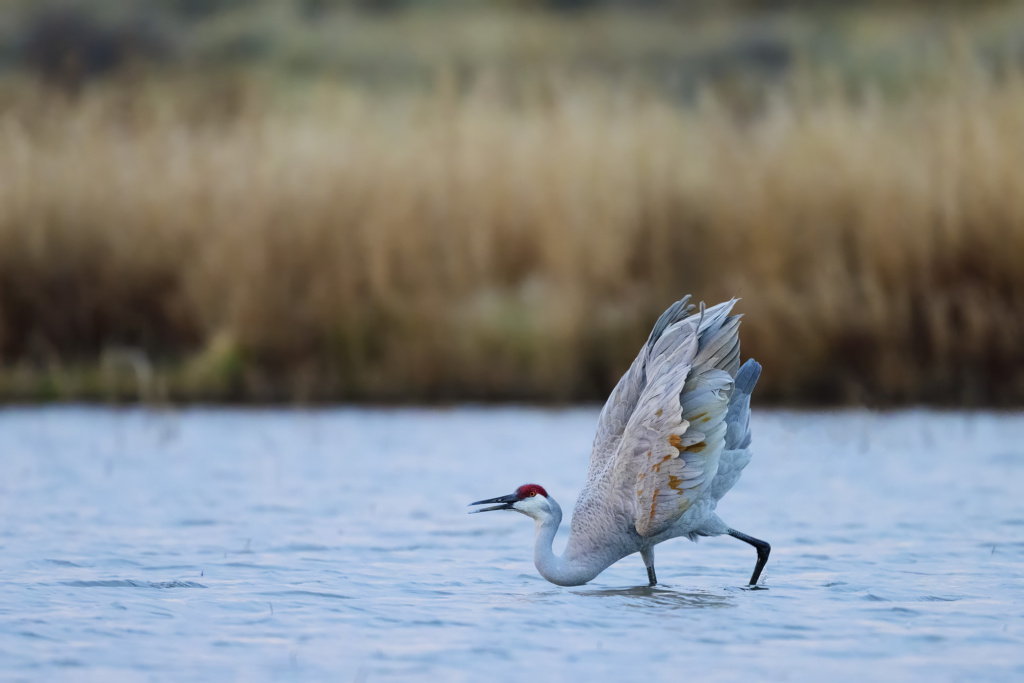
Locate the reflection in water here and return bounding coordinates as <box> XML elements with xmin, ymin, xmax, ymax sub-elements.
<box><xmin>572</xmin><ymin>586</ymin><xmax>734</xmax><ymax>610</ymax></box>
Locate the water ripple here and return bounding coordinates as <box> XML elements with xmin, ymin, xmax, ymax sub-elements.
<box><xmin>2</xmin><ymin>407</ymin><xmax>1023</xmax><ymax>682</ymax></box>
<box><xmin>59</xmin><ymin>580</ymin><xmax>207</xmax><ymax>589</ymax></box>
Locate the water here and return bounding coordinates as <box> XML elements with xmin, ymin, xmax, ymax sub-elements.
<box><xmin>1</xmin><ymin>407</ymin><xmax>1023</xmax><ymax>682</ymax></box>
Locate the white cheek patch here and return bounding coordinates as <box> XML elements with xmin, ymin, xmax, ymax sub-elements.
<box><xmin>514</xmin><ymin>495</ymin><xmax>548</xmax><ymax>516</ymax></box>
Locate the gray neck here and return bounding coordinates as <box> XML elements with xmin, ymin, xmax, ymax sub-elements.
<box><xmin>533</xmin><ymin>497</ymin><xmax>608</xmax><ymax>587</ymax></box>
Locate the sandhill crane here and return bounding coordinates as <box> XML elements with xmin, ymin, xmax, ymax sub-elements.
<box><xmin>471</xmin><ymin>296</ymin><xmax>769</xmax><ymax>587</ymax></box>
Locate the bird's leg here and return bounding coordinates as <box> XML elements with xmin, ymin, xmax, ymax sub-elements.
<box><xmin>640</xmin><ymin>547</ymin><xmax>657</xmax><ymax>586</ymax></box>
<box><xmin>727</xmin><ymin>529</ymin><xmax>771</xmax><ymax>586</ymax></box>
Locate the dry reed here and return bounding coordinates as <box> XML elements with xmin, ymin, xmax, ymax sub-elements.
<box><xmin>1</xmin><ymin>71</ymin><xmax>1023</xmax><ymax>404</ymax></box>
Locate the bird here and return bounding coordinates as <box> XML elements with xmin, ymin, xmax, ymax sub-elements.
<box><xmin>470</xmin><ymin>296</ymin><xmax>769</xmax><ymax>588</ymax></box>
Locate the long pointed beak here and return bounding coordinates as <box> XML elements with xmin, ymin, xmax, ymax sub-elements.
<box><xmin>468</xmin><ymin>493</ymin><xmax>518</xmax><ymax>513</ymax></box>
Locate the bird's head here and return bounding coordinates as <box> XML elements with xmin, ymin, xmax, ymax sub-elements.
<box><xmin>469</xmin><ymin>484</ymin><xmax>554</xmax><ymax>521</ymax></box>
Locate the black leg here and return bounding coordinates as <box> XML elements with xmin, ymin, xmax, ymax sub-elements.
<box><xmin>641</xmin><ymin>547</ymin><xmax>657</xmax><ymax>586</ymax></box>
<box><xmin>728</xmin><ymin>529</ymin><xmax>771</xmax><ymax>586</ymax></box>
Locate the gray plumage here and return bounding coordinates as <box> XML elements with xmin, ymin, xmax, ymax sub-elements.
<box><xmin>471</xmin><ymin>297</ymin><xmax>770</xmax><ymax>587</ymax></box>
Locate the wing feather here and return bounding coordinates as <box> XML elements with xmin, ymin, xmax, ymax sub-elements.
<box><xmin>633</xmin><ymin>368</ymin><xmax>733</xmax><ymax>537</ymax></box>
<box><xmin>583</xmin><ymin>296</ymin><xmax>695</xmax><ymax>484</ymax></box>
<box><xmin>710</xmin><ymin>358</ymin><xmax>762</xmax><ymax>500</ymax></box>
<box><xmin>566</xmin><ymin>297</ymin><xmax>760</xmax><ymax>559</ymax></box>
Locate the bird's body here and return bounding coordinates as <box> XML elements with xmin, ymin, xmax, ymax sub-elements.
<box><xmin>471</xmin><ymin>297</ymin><xmax>769</xmax><ymax>587</ymax></box>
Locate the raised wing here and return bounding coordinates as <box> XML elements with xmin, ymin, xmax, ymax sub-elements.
<box><xmin>583</xmin><ymin>296</ymin><xmax>696</xmax><ymax>485</ymax></box>
<box><xmin>567</xmin><ymin>298</ymin><xmax>748</xmax><ymax>558</ymax></box>
<box><xmin>710</xmin><ymin>358</ymin><xmax>762</xmax><ymax>502</ymax></box>
<box><xmin>626</xmin><ymin>301</ymin><xmax>742</xmax><ymax>537</ymax></box>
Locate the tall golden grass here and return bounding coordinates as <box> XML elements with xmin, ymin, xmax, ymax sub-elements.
<box><xmin>1</xmin><ymin>70</ymin><xmax>1023</xmax><ymax>404</ymax></box>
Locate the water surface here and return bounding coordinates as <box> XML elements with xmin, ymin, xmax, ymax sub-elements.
<box><xmin>1</xmin><ymin>407</ymin><xmax>1022</xmax><ymax>681</ymax></box>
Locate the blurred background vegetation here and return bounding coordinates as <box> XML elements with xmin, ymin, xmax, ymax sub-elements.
<box><xmin>2</xmin><ymin>0</ymin><xmax>1024</xmax><ymax>405</ymax></box>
